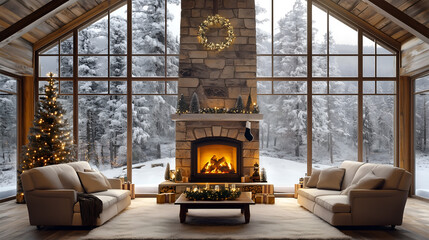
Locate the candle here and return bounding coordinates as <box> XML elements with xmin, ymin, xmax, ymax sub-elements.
<box><xmin>186</xmin><ymin>187</ymin><xmax>191</xmax><ymax>192</ymax></box>
<box><xmin>205</xmin><ymin>183</ymin><xmax>209</xmax><ymax>189</ymax></box>
<box><xmin>215</xmin><ymin>185</ymin><xmax>219</xmax><ymax>191</ymax></box>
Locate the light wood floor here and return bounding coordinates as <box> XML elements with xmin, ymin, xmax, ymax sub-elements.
<box><xmin>0</xmin><ymin>197</ymin><xmax>428</xmax><ymax>240</ymax></box>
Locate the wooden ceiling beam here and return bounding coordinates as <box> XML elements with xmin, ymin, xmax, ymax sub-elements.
<box><xmin>313</xmin><ymin>0</ymin><xmax>401</xmax><ymax>50</ymax></box>
<box><xmin>364</xmin><ymin>0</ymin><xmax>429</xmax><ymax>45</ymax></box>
<box><xmin>34</xmin><ymin>0</ymin><xmax>126</xmax><ymax>51</ymax></box>
<box><xmin>0</xmin><ymin>0</ymin><xmax>78</xmax><ymax>48</ymax></box>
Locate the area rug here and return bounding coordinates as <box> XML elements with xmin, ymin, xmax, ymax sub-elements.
<box><xmin>83</xmin><ymin>198</ymin><xmax>351</xmax><ymax>240</ymax></box>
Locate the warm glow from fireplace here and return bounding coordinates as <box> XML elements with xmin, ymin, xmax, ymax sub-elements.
<box><xmin>197</xmin><ymin>144</ymin><xmax>237</xmax><ymax>174</ymax></box>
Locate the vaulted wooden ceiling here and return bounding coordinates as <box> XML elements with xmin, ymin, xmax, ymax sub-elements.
<box><xmin>0</xmin><ymin>0</ymin><xmax>428</xmax><ymax>76</ymax></box>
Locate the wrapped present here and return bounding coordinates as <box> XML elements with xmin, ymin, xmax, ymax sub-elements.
<box><xmin>156</xmin><ymin>193</ymin><xmax>176</xmax><ymax>204</ymax></box>
<box><xmin>254</xmin><ymin>193</ymin><xmax>275</xmax><ymax>204</ymax></box>
<box><xmin>262</xmin><ymin>184</ymin><xmax>274</xmax><ymax>194</ymax></box>
<box><xmin>122</xmin><ymin>182</ymin><xmax>135</xmax><ymax>199</ymax></box>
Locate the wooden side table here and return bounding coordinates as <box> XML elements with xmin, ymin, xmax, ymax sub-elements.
<box><xmin>294</xmin><ymin>184</ymin><xmax>302</xmax><ymax>199</ymax></box>
<box><xmin>122</xmin><ymin>183</ymin><xmax>135</xmax><ymax>199</ymax></box>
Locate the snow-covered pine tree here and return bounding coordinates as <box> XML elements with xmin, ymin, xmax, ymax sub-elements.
<box><xmin>189</xmin><ymin>92</ymin><xmax>200</xmax><ymax>113</ymax></box>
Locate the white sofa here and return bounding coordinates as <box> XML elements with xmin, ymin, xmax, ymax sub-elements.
<box><xmin>21</xmin><ymin>161</ymin><xmax>131</xmax><ymax>227</ymax></box>
<box><xmin>297</xmin><ymin>161</ymin><xmax>412</xmax><ymax>227</ymax></box>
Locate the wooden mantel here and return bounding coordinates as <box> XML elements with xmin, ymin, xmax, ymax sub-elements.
<box><xmin>171</xmin><ymin>114</ymin><xmax>263</xmax><ymax>122</ymax></box>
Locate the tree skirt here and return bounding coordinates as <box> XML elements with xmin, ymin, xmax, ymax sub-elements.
<box><xmin>83</xmin><ymin>198</ymin><xmax>350</xmax><ymax>240</ymax></box>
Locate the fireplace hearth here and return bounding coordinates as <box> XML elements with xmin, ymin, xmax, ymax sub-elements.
<box><xmin>191</xmin><ymin>137</ymin><xmax>242</xmax><ymax>182</ymax></box>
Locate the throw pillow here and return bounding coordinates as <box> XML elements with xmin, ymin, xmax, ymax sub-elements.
<box><xmin>84</xmin><ymin>169</ymin><xmax>112</xmax><ymax>189</ymax></box>
<box><xmin>77</xmin><ymin>171</ymin><xmax>110</xmax><ymax>193</ymax></box>
<box><xmin>316</xmin><ymin>167</ymin><xmax>345</xmax><ymax>190</ymax></box>
<box><xmin>341</xmin><ymin>171</ymin><xmax>385</xmax><ymax>195</ymax></box>
<box><xmin>306</xmin><ymin>169</ymin><xmax>321</xmax><ymax>188</ymax></box>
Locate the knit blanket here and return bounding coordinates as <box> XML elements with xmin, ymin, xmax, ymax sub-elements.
<box><xmin>77</xmin><ymin>193</ymin><xmax>103</xmax><ymax>226</ymax></box>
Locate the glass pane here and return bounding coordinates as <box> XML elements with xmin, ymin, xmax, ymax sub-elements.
<box><xmin>256</xmin><ymin>0</ymin><xmax>272</xmax><ymax>54</ymax></box>
<box><xmin>377</xmin><ymin>43</ymin><xmax>393</xmax><ymax>54</ymax></box>
<box><xmin>166</xmin><ymin>81</ymin><xmax>178</xmax><ymax>94</ymax></box>
<box><xmin>274</xmin><ymin>56</ymin><xmax>307</xmax><ymax>77</ymax></box>
<box><xmin>167</xmin><ymin>56</ymin><xmax>179</xmax><ymax>77</ymax></box>
<box><xmin>329</xmin><ymin>15</ymin><xmax>357</xmax><ymax>54</ymax></box>
<box><xmin>78</xmin><ymin>56</ymin><xmax>108</xmax><ymax>77</ymax></box>
<box><xmin>58</xmin><ymin>95</ymin><xmax>73</xmax><ymax>138</ymax></box>
<box><xmin>257</xmin><ymin>56</ymin><xmax>272</xmax><ymax>77</ymax></box>
<box><xmin>60</xmin><ymin>36</ymin><xmax>73</xmax><ymax>54</ymax></box>
<box><xmin>313</xmin><ymin>81</ymin><xmax>327</xmax><ymax>94</ymax></box>
<box><xmin>313</xmin><ymin>56</ymin><xmax>327</xmax><ymax>77</ymax></box>
<box><xmin>132</xmin><ymin>95</ymin><xmax>176</xmax><ymax>188</ymax></box>
<box><xmin>60</xmin><ymin>81</ymin><xmax>73</xmax><ymax>94</ymax></box>
<box><xmin>38</xmin><ymin>81</ymin><xmax>49</xmax><ymax>94</ymax></box>
<box><xmin>258</xmin><ymin>95</ymin><xmax>307</xmax><ymax>186</ymax></box>
<box><xmin>132</xmin><ymin>0</ymin><xmax>165</xmax><ymax>54</ymax></box>
<box><xmin>78</xmin><ymin>81</ymin><xmax>108</xmax><ymax>94</ymax></box>
<box><xmin>132</xmin><ymin>56</ymin><xmax>165</xmax><ymax>77</ymax></box>
<box><xmin>329</xmin><ymin>81</ymin><xmax>358</xmax><ymax>94</ymax></box>
<box><xmin>329</xmin><ymin>56</ymin><xmax>358</xmax><ymax>77</ymax></box>
<box><xmin>78</xmin><ymin>95</ymin><xmax>127</xmax><ymax>175</ymax></box>
<box><xmin>377</xmin><ymin>81</ymin><xmax>395</xmax><ymax>94</ymax></box>
<box><xmin>363</xmin><ymin>56</ymin><xmax>375</xmax><ymax>77</ymax></box>
<box><xmin>133</xmin><ymin>81</ymin><xmax>165</xmax><ymax>94</ymax></box>
<box><xmin>363</xmin><ymin>35</ymin><xmax>375</xmax><ymax>54</ymax></box>
<box><xmin>110</xmin><ymin>81</ymin><xmax>127</xmax><ymax>94</ymax></box>
<box><xmin>0</xmin><ymin>75</ymin><xmax>17</xmax><ymax>92</ymax></box>
<box><xmin>415</xmin><ymin>92</ymin><xmax>429</xmax><ymax>198</ymax></box>
<box><xmin>257</xmin><ymin>81</ymin><xmax>272</xmax><ymax>94</ymax></box>
<box><xmin>377</xmin><ymin>56</ymin><xmax>396</xmax><ymax>77</ymax></box>
<box><xmin>312</xmin><ymin>95</ymin><xmax>358</xmax><ymax>168</ymax></box>
<box><xmin>273</xmin><ymin>81</ymin><xmax>307</xmax><ymax>94</ymax></box>
<box><xmin>78</xmin><ymin>15</ymin><xmax>108</xmax><ymax>54</ymax></box>
<box><xmin>60</xmin><ymin>56</ymin><xmax>73</xmax><ymax>77</ymax></box>
<box><xmin>110</xmin><ymin>56</ymin><xmax>127</xmax><ymax>77</ymax></box>
<box><xmin>39</xmin><ymin>56</ymin><xmax>58</xmax><ymax>77</ymax></box>
<box><xmin>0</xmin><ymin>94</ymin><xmax>17</xmax><ymax>198</ymax></box>
<box><xmin>363</xmin><ymin>96</ymin><xmax>394</xmax><ymax>164</ymax></box>
<box><xmin>363</xmin><ymin>81</ymin><xmax>375</xmax><ymax>94</ymax></box>
<box><xmin>273</xmin><ymin>0</ymin><xmax>307</xmax><ymax>54</ymax></box>
<box><xmin>41</xmin><ymin>43</ymin><xmax>59</xmax><ymax>54</ymax></box>
<box><xmin>312</xmin><ymin>5</ymin><xmax>327</xmax><ymax>54</ymax></box>
<box><xmin>167</xmin><ymin>0</ymin><xmax>181</xmax><ymax>54</ymax></box>
<box><xmin>110</xmin><ymin>5</ymin><xmax>127</xmax><ymax>54</ymax></box>
<box><xmin>415</xmin><ymin>75</ymin><xmax>429</xmax><ymax>92</ymax></box>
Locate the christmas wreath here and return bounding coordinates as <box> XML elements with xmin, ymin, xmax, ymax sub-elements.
<box><xmin>198</xmin><ymin>14</ymin><xmax>235</xmax><ymax>51</ymax></box>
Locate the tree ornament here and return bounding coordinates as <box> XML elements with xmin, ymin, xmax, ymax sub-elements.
<box><xmin>235</xmin><ymin>96</ymin><xmax>244</xmax><ymax>113</ymax></box>
<box><xmin>177</xmin><ymin>94</ymin><xmax>188</xmax><ymax>114</ymax></box>
<box><xmin>198</xmin><ymin>14</ymin><xmax>235</xmax><ymax>51</ymax></box>
<box><xmin>245</xmin><ymin>121</ymin><xmax>254</xmax><ymax>141</ymax></box>
<box><xmin>189</xmin><ymin>92</ymin><xmax>200</xmax><ymax>113</ymax></box>
<box><xmin>164</xmin><ymin>163</ymin><xmax>171</xmax><ymax>181</ymax></box>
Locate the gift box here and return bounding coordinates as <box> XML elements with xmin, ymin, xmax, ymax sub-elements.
<box><xmin>156</xmin><ymin>193</ymin><xmax>176</xmax><ymax>204</ymax></box>
<box><xmin>254</xmin><ymin>193</ymin><xmax>275</xmax><ymax>204</ymax></box>
<box><xmin>122</xmin><ymin>182</ymin><xmax>135</xmax><ymax>199</ymax></box>
<box><xmin>261</xmin><ymin>185</ymin><xmax>274</xmax><ymax>194</ymax></box>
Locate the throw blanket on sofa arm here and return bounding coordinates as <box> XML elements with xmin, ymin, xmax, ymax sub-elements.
<box><xmin>77</xmin><ymin>193</ymin><xmax>103</xmax><ymax>226</ymax></box>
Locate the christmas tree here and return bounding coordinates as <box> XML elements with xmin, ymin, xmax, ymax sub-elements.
<box><xmin>176</xmin><ymin>94</ymin><xmax>188</xmax><ymax>114</ymax></box>
<box><xmin>18</xmin><ymin>72</ymin><xmax>75</xmax><ymax>199</ymax></box>
<box><xmin>189</xmin><ymin>92</ymin><xmax>200</xmax><ymax>113</ymax></box>
<box><xmin>245</xmin><ymin>93</ymin><xmax>252</xmax><ymax>113</ymax></box>
<box><xmin>235</xmin><ymin>96</ymin><xmax>244</xmax><ymax>113</ymax></box>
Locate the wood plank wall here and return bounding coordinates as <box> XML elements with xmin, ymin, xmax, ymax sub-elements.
<box><xmin>401</xmin><ymin>37</ymin><xmax>429</xmax><ymax>76</ymax></box>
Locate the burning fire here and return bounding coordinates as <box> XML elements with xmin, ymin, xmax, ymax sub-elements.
<box><xmin>201</xmin><ymin>155</ymin><xmax>236</xmax><ymax>174</ymax></box>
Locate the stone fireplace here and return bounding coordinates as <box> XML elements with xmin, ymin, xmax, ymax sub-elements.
<box><xmin>174</xmin><ymin>0</ymin><xmax>260</xmax><ymax>182</ymax></box>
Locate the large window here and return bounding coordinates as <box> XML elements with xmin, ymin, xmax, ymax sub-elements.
<box><xmin>256</xmin><ymin>0</ymin><xmax>398</xmax><ymax>189</ymax></box>
<box><xmin>415</xmin><ymin>74</ymin><xmax>429</xmax><ymax>199</ymax></box>
<box><xmin>37</xmin><ymin>0</ymin><xmax>180</xmax><ymax>193</ymax></box>
<box><xmin>0</xmin><ymin>74</ymin><xmax>18</xmax><ymax>199</ymax></box>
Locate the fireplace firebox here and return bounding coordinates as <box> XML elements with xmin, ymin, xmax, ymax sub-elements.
<box><xmin>191</xmin><ymin>137</ymin><xmax>242</xmax><ymax>182</ymax></box>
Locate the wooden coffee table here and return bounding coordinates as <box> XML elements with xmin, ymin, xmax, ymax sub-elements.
<box><xmin>174</xmin><ymin>193</ymin><xmax>255</xmax><ymax>223</ymax></box>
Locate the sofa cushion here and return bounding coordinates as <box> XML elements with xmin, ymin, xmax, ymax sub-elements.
<box><xmin>92</xmin><ymin>189</ymin><xmax>130</xmax><ymax>202</ymax></box>
<box><xmin>84</xmin><ymin>169</ymin><xmax>112</xmax><ymax>189</ymax></box>
<box><xmin>77</xmin><ymin>171</ymin><xmax>110</xmax><ymax>193</ymax></box>
<box><xmin>317</xmin><ymin>167</ymin><xmax>345</xmax><ymax>190</ymax></box>
<box><xmin>73</xmin><ymin>195</ymin><xmax>117</xmax><ymax>213</ymax></box>
<box><xmin>68</xmin><ymin>161</ymin><xmax>92</xmax><ymax>172</ymax></box>
<box><xmin>307</xmin><ymin>169</ymin><xmax>321</xmax><ymax>188</ymax></box>
<box><xmin>341</xmin><ymin>171</ymin><xmax>385</xmax><ymax>195</ymax></box>
<box><xmin>31</xmin><ymin>164</ymin><xmax>81</xmax><ymax>191</ymax></box>
<box><xmin>315</xmin><ymin>195</ymin><xmax>351</xmax><ymax>213</ymax></box>
<box><xmin>351</xmin><ymin>163</ymin><xmax>404</xmax><ymax>190</ymax></box>
<box><xmin>298</xmin><ymin>188</ymin><xmax>341</xmax><ymax>202</ymax></box>
<box><xmin>58</xmin><ymin>170</ymin><xmax>84</xmax><ymax>193</ymax></box>
<box><xmin>339</xmin><ymin>161</ymin><xmax>365</xmax><ymax>190</ymax></box>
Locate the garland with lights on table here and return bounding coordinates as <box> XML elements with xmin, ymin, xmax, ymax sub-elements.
<box><xmin>198</xmin><ymin>14</ymin><xmax>235</xmax><ymax>51</ymax></box>
<box><xmin>184</xmin><ymin>188</ymin><xmax>241</xmax><ymax>201</ymax></box>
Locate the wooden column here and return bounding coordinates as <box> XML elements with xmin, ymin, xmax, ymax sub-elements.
<box><xmin>398</xmin><ymin>76</ymin><xmax>412</xmax><ymax>172</ymax></box>
<box><xmin>21</xmin><ymin>76</ymin><xmax>35</xmax><ymax>145</ymax></box>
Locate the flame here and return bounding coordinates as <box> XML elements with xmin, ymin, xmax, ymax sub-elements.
<box><xmin>200</xmin><ymin>155</ymin><xmax>236</xmax><ymax>174</ymax></box>
<box><xmin>198</xmin><ymin>144</ymin><xmax>237</xmax><ymax>174</ymax></box>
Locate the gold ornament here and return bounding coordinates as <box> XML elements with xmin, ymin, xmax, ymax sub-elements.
<box><xmin>198</xmin><ymin>14</ymin><xmax>235</xmax><ymax>51</ymax></box>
